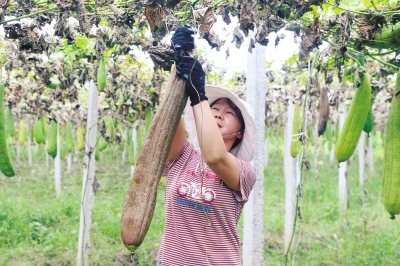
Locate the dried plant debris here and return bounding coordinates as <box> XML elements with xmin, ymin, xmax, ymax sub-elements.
<box><xmin>145</xmin><ymin>5</ymin><xmax>167</xmax><ymax>41</ymax></box>
<box><xmin>256</xmin><ymin>15</ymin><xmax>285</xmax><ymax>44</ymax></box>
<box><xmin>55</xmin><ymin>0</ymin><xmax>73</xmax><ymax>9</ymax></box>
<box><xmin>73</xmin><ymin>0</ymin><xmax>90</xmax><ymax>35</ymax></box>
<box><xmin>326</xmin><ymin>12</ymin><xmax>353</xmax><ymax>69</ymax></box>
<box><xmin>248</xmin><ymin>38</ymin><xmax>255</xmax><ymax>53</ymax></box>
<box><xmin>55</xmin><ymin>11</ymin><xmax>76</xmax><ymax>44</ymax></box>
<box><xmin>299</xmin><ymin>23</ymin><xmax>322</xmax><ymax>61</ymax></box>
<box><xmin>109</xmin><ymin>25</ymin><xmax>134</xmax><ymax>53</ymax></box>
<box><xmin>94</xmin><ymin>37</ymin><xmax>107</xmax><ymax>56</ymax></box>
<box><xmin>354</xmin><ymin>13</ymin><xmax>387</xmax><ymax>40</ymax></box>
<box><xmin>216</xmin><ymin>4</ymin><xmax>234</xmax><ymax>25</ymax></box>
<box><xmin>95</xmin><ymin>0</ymin><xmax>114</xmax><ymax>5</ymax></box>
<box><xmin>109</xmin><ymin>4</ymin><xmax>135</xmax><ymax>28</ymax></box>
<box><xmin>17</xmin><ymin>0</ymin><xmax>34</xmax><ymax>9</ymax></box>
<box><xmin>204</xmin><ymin>30</ymin><xmax>222</xmax><ymax>50</ymax></box>
<box><xmin>231</xmin><ymin>27</ymin><xmax>244</xmax><ymax>49</ymax></box>
<box><xmin>148</xmin><ymin>44</ymin><xmax>175</xmax><ymax>71</ymax></box>
<box><xmin>236</xmin><ymin>0</ymin><xmax>259</xmax><ymax>37</ymax></box>
<box><xmin>5</xmin><ymin>21</ymin><xmax>51</xmax><ymax>53</ymax></box>
<box><xmin>166</xmin><ymin>0</ymin><xmax>182</xmax><ymax>9</ymax></box>
<box><xmin>291</xmin><ymin>0</ymin><xmax>323</xmax><ymax>19</ymax></box>
<box><xmin>194</xmin><ymin>7</ymin><xmax>217</xmax><ymax>38</ymax></box>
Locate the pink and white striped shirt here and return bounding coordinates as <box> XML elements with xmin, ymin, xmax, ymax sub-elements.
<box><xmin>157</xmin><ymin>141</ymin><xmax>256</xmax><ymax>266</ymax></box>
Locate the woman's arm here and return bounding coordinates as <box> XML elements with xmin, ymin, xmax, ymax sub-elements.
<box><xmin>166</xmin><ymin>119</ymin><xmax>186</xmax><ymax>163</ymax></box>
<box><xmin>192</xmin><ymin>101</ymin><xmax>241</xmax><ymax>191</ymax></box>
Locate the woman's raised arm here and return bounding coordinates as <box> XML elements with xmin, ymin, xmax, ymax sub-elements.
<box><xmin>166</xmin><ymin>119</ymin><xmax>186</xmax><ymax>162</ymax></box>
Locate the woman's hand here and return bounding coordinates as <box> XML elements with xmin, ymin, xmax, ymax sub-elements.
<box><xmin>171</xmin><ymin>27</ymin><xmax>195</xmax><ymax>51</ymax></box>
<box><xmin>171</xmin><ymin>27</ymin><xmax>195</xmax><ymax>61</ymax></box>
<box><xmin>176</xmin><ymin>56</ymin><xmax>208</xmax><ymax>106</ymax></box>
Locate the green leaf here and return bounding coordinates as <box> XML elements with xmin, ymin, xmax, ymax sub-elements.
<box><xmin>125</xmin><ymin>54</ymin><xmax>135</xmax><ymax>66</ymax></box>
<box><xmin>311</xmin><ymin>5</ymin><xmax>320</xmax><ymax>19</ymax></box>
<box><xmin>285</xmin><ymin>55</ymin><xmax>297</xmax><ymax>65</ymax></box>
<box><xmin>342</xmin><ymin>73</ymin><xmax>355</xmax><ymax>83</ymax></box>
<box><xmin>299</xmin><ymin>76</ymin><xmax>307</xmax><ymax>86</ymax></box>
<box><xmin>76</xmin><ymin>35</ymin><xmax>89</xmax><ymax>50</ymax></box>
<box><xmin>99</xmin><ymin>17</ymin><xmax>109</xmax><ymax>26</ymax></box>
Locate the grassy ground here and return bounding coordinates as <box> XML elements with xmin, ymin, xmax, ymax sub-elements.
<box><xmin>0</xmin><ymin>137</ymin><xmax>399</xmax><ymax>266</ymax></box>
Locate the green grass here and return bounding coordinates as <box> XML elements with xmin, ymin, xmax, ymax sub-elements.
<box><xmin>0</xmin><ymin>140</ymin><xmax>399</xmax><ymax>265</ymax></box>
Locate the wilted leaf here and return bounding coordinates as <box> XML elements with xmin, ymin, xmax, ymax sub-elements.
<box><xmin>204</xmin><ymin>30</ymin><xmax>222</xmax><ymax>50</ymax></box>
<box><xmin>145</xmin><ymin>5</ymin><xmax>167</xmax><ymax>41</ymax></box>
<box><xmin>231</xmin><ymin>27</ymin><xmax>244</xmax><ymax>49</ymax></box>
<box><xmin>236</xmin><ymin>0</ymin><xmax>259</xmax><ymax>36</ymax></box>
<box><xmin>354</xmin><ymin>13</ymin><xmax>387</xmax><ymax>40</ymax></box>
<box><xmin>299</xmin><ymin>24</ymin><xmax>322</xmax><ymax>61</ymax></box>
<box><xmin>148</xmin><ymin>44</ymin><xmax>175</xmax><ymax>71</ymax></box>
<box><xmin>194</xmin><ymin>7</ymin><xmax>217</xmax><ymax>38</ymax></box>
<box><xmin>248</xmin><ymin>38</ymin><xmax>255</xmax><ymax>53</ymax></box>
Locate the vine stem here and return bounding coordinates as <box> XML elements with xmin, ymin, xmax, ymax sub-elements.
<box><xmin>284</xmin><ymin>53</ymin><xmax>318</xmax><ymax>266</ymax></box>
<box><xmin>0</xmin><ymin>7</ymin><xmax>58</xmax><ymax>25</ymax></box>
<box><xmin>323</xmin><ymin>37</ymin><xmax>399</xmax><ymax>70</ymax></box>
<box><xmin>325</xmin><ymin>2</ymin><xmax>400</xmax><ymax>15</ymax></box>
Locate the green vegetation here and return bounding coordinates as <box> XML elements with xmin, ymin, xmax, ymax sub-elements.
<box><xmin>0</xmin><ymin>136</ymin><xmax>399</xmax><ymax>265</ymax></box>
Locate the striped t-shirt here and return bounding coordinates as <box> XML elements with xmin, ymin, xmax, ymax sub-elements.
<box><xmin>157</xmin><ymin>141</ymin><xmax>256</xmax><ymax>266</ymax></box>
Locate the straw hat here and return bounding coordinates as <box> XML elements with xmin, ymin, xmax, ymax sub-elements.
<box><xmin>184</xmin><ymin>85</ymin><xmax>256</xmax><ymax>162</ymax></box>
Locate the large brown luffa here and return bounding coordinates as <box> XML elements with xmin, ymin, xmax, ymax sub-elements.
<box><xmin>318</xmin><ymin>85</ymin><xmax>330</xmax><ymax>136</ymax></box>
<box><xmin>121</xmin><ymin>68</ymin><xmax>187</xmax><ymax>252</ymax></box>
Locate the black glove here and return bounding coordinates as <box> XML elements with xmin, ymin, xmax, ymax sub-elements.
<box><xmin>171</xmin><ymin>27</ymin><xmax>195</xmax><ymax>51</ymax></box>
<box><xmin>171</xmin><ymin>27</ymin><xmax>195</xmax><ymax>62</ymax></box>
<box><xmin>176</xmin><ymin>56</ymin><xmax>207</xmax><ymax>106</ymax></box>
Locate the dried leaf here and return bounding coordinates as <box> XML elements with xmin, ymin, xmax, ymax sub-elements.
<box><xmin>94</xmin><ymin>37</ymin><xmax>106</xmax><ymax>56</ymax></box>
<box><xmin>166</xmin><ymin>0</ymin><xmax>182</xmax><ymax>9</ymax></box>
<box><xmin>145</xmin><ymin>5</ymin><xmax>167</xmax><ymax>41</ymax></box>
<box><xmin>248</xmin><ymin>38</ymin><xmax>255</xmax><ymax>54</ymax></box>
<box><xmin>148</xmin><ymin>44</ymin><xmax>175</xmax><ymax>71</ymax></box>
<box><xmin>236</xmin><ymin>0</ymin><xmax>259</xmax><ymax>37</ymax></box>
<box><xmin>204</xmin><ymin>30</ymin><xmax>221</xmax><ymax>50</ymax></box>
<box><xmin>194</xmin><ymin>7</ymin><xmax>217</xmax><ymax>38</ymax></box>
<box><xmin>231</xmin><ymin>27</ymin><xmax>244</xmax><ymax>49</ymax></box>
<box><xmin>354</xmin><ymin>13</ymin><xmax>387</xmax><ymax>40</ymax></box>
<box><xmin>299</xmin><ymin>24</ymin><xmax>322</xmax><ymax>61</ymax></box>
<box><xmin>217</xmin><ymin>5</ymin><xmax>232</xmax><ymax>25</ymax></box>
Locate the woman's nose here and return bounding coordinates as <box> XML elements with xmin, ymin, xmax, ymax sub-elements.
<box><xmin>214</xmin><ymin>113</ymin><xmax>222</xmax><ymax>119</ymax></box>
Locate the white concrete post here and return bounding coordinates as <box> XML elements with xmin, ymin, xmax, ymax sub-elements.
<box><xmin>357</xmin><ymin>131</ymin><xmax>366</xmax><ymax>187</ymax></box>
<box><xmin>368</xmin><ymin>135</ymin><xmax>375</xmax><ymax>175</ymax></box>
<box><xmin>54</xmin><ymin>122</ymin><xmax>61</xmax><ymax>196</ymax></box>
<box><xmin>77</xmin><ymin>80</ymin><xmax>99</xmax><ymax>266</ymax></box>
<box><xmin>338</xmin><ymin>107</ymin><xmax>347</xmax><ymax>213</ymax></box>
<box><xmin>243</xmin><ymin>32</ymin><xmax>265</xmax><ymax>266</ymax></box>
<box><xmin>330</xmin><ymin>143</ymin><xmax>336</xmax><ymax>163</ymax></box>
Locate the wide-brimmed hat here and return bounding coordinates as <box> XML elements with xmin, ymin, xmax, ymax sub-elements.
<box><xmin>184</xmin><ymin>85</ymin><xmax>256</xmax><ymax>162</ymax></box>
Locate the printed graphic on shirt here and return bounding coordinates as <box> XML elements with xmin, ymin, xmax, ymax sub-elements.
<box><xmin>176</xmin><ymin>182</ymin><xmax>216</xmax><ymax>213</ymax></box>
<box><xmin>186</xmin><ymin>170</ymin><xmax>219</xmax><ymax>180</ymax></box>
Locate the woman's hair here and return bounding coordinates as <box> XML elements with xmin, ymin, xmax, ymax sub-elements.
<box><xmin>210</xmin><ymin>98</ymin><xmax>245</xmax><ymax>149</ymax></box>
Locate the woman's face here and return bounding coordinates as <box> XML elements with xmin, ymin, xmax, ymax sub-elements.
<box><xmin>210</xmin><ymin>98</ymin><xmax>243</xmax><ymax>140</ymax></box>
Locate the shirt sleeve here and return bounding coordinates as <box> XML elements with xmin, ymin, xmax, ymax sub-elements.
<box><xmin>232</xmin><ymin>159</ymin><xmax>256</xmax><ymax>203</ymax></box>
<box><xmin>163</xmin><ymin>140</ymin><xmax>192</xmax><ymax>177</ymax></box>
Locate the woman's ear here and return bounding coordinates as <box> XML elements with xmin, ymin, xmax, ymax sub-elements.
<box><xmin>237</xmin><ymin>133</ymin><xmax>243</xmax><ymax>140</ymax></box>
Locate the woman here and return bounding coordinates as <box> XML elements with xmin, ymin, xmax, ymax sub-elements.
<box><xmin>156</xmin><ymin>28</ymin><xmax>256</xmax><ymax>266</ymax></box>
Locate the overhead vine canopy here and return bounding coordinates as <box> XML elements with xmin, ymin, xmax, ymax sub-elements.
<box><xmin>0</xmin><ymin>0</ymin><xmax>399</xmax><ymax>131</ymax></box>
